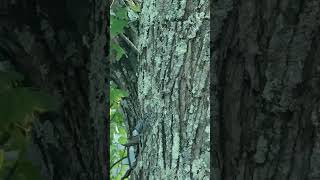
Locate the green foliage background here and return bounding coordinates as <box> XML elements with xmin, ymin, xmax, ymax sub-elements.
<box><xmin>110</xmin><ymin>1</ymin><xmax>140</xmax><ymax>179</ymax></box>
<box><xmin>0</xmin><ymin>70</ymin><xmax>58</xmax><ymax>179</ymax></box>
<box><xmin>110</xmin><ymin>82</ymin><xmax>129</xmax><ymax>179</ymax></box>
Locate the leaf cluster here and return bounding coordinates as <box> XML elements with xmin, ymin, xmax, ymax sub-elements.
<box><xmin>110</xmin><ymin>82</ymin><xmax>129</xmax><ymax>179</ymax></box>
<box><xmin>0</xmin><ymin>70</ymin><xmax>58</xmax><ymax>179</ymax></box>
<box><xmin>109</xmin><ymin>1</ymin><xmax>141</xmax><ymax>179</ymax></box>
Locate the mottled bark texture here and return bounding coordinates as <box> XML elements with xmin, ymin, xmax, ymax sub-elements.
<box><xmin>111</xmin><ymin>1</ymin><xmax>210</xmax><ymax>180</ymax></box>
<box><xmin>0</xmin><ymin>1</ymin><xmax>109</xmax><ymax>179</ymax></box>
<box><xmin>212</xmin><ymin>0</ymin><xmax>320</xmax><ymax>179</ymax></box>
<box><xmin>133</xmin><ymin>0</ymin><xmax>210</xmax><ymax>179</ymax></box>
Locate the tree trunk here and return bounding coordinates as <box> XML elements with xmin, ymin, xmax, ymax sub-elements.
<box><xmin>125</xmin><ymin>0</ymin><xmax>210</xmax><ymax>179</ymax></box>
<box><xmin>212</xmin><ymin>0</ymin><xmax>320</xmax><ymax>179</ymax></box>
<box><xmin>0</xmin><ymin>1</ymin><xmax>108</xmax><ymax>179</ymax></box>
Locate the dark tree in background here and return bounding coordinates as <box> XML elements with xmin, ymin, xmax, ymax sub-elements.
<box><xmin>212</xmin><ymin>0</ymin><xmax>320</xmax><ymax>179</ymax></box>
<box><xmin>0</xmin><ymin>1</ymin><xmax>108</xmax><ymax>179</ymax></box>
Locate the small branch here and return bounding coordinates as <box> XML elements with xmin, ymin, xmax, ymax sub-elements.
<box><xmin>121</xmin><ymin>167</ymin><xmax>132</xmax><ymax>180</ymax></box>
<box><xmin>110</xmin><ymin>0</ymin><xmax>115</xmax><ymax>7</ymax></box>
<box><xmin>14</xmin><ymin>123</ymin><xmax>30</xmax><ymax>135</ymax></box>
<box><xmin>120</xmin><ymin>33</ymin><xmax>139</xmax><ymax>54</ymax></box>
<box><xmin>121</xmin><ymin>135</ymin><xmax>139</xmax><ymax>147</ymax></box>
<box><xmin>111</xmin><ymin>156</ymin><xmax>128</xmax><ymax>169</ymax></box>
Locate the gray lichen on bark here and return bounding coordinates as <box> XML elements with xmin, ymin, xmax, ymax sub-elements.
<box><xmin>131</xmin><ymin>0</ymin><xmax>210</xmax><ymax>179</ymax></box>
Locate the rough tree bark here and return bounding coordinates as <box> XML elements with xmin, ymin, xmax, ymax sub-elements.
<box><xmin>135</xmin><ymin>0</ymin><xmax>210</xmax><ymax>179</ymax></box>
<box><xmin>0</xmin><ymin>1</ymin><xmax>108</xmax><ymax>179</ymax></box>
<box><xmin>112</xmin><ymin>0</ymin><xmax>210</xmax><ymax>179</ymax></box>
<box><xmin>212</xmin><ymin>0</ymin><xmax>320</xmax><ymax>179</ymax></box>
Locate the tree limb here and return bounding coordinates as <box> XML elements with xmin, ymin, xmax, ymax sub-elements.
<box><xmin>110</xmin><ymin>156</ymin><xmax>128</xmax><ymax>170</ymax></box>
<box><xmin>120</xmin><ymin>33</ymin><xmax>139</xmax><ymax>54</ymax></box>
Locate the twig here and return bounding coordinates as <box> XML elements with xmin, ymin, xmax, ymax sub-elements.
<box><xmin>120</xmin><ymin>135</ymin><xmax>139</xmax><ymax>147</ymax></box>
<box><xmin>110</xmin><ymin>0</ymin><xmax>115</xmax><ymax>7</ymax></box>
<box><xmin>121</xmin><ymin>167</ymin><xmax>132</xmax><ymax>180</ymax></box>
<box><xmin>111</xmin><ymin>156</ymin><xmax>128</xmax><ymax>169</ymax></box>
<box><xmin>119</xmin><ymin>33</ymin><xmax>139</xmax><ymax>54</ymax></box>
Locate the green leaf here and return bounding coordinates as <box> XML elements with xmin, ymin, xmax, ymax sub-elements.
<box><xmin>115</xmin><ymin>8</ymin><xmax>128</xmax><ymax>20</ymax></box>
<box><xmin>109</xmin><ymin>81</ymin><xmax>129</xmax><ymax>179</ymax></box>
<box><xmin>128</xmin><ymin>0</ymin><xmax>141</xmax><ymax>12</ymax></box>
<box><xmin>119</xmin><ymin>127</ymin><xmax>127</xmax><ymax>136</ymax></box>
<box><xmin>111</xmin><ymin>111</ymin><xmax>124</xmax><ymax>124</ymax></box>
<box><xmin>0</xmin><ymin>87</ymin><xmax>58</xmax><ymax>127</ymax></box>
<box><xmin>7</xmin><ymin>129</ymin><xmax>28</xmax><ymax>151</ymax></box>
<box><xmin>0</xmin><ymin>70</ymin><xmax>48</xmax><ymax>179</ymax></box>
<box><xmin>110</xmin><ymin>122</ymin><xmax>117</xmax><ymax>143</ymax></box>
<box><xmin>119</xmin><ymin>164</ymin><xmax>129</xmax><ymax>177</ymax></box>
<box><xmin>111</xmin><ymin>43</ymin><xmax>126</xmax><ymax>61</ymax></box>
<box><xmin>110</xmin><ymin>18</ymin><xmax>127</xmax><ymax>36</ymax></box>
<box><xmin>27</xmin><ymin>89</ymin><xmax>59</xmax><ymax>113</ymax></box>
<box><xmin>110</xmin><ymin>8</ymin><xmax>128</xmax><ymax>37</ymax></box>
<box><xmin>0</xmin><ymin>88</ymin><xmax>30</xmax><ymax>127</ymax></box>
<box><xmin>118</xmin><ymin>136</ymin><xmax>127</xmax><ymax>144</ymax></box>
<box><xmin>110</xmin><ymin>86</ymin><xmax>128</xmax><ymax>103</ymax></box>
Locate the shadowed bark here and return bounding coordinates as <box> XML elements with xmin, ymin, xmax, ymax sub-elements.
<box><xmin>0</xmin><ymin>1</ymin><xmax>109</xmax><ymax>179</ymax></box>
<box><xmin>212</xmin><ymin>0</ymin><xmax>320</xmax><ymax>179</ymax></box>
